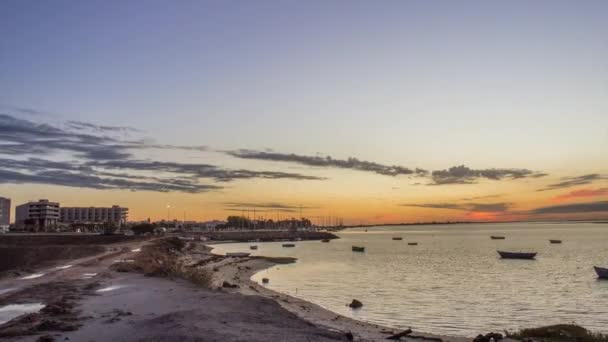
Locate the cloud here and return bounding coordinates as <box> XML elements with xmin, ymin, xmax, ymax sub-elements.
<box><xmin>460</xmin><ymin>194</ymin><xmax>503</xmax><ymax>201</ymax></box>
<box><xmin>222</xmin><ymin>202</ymin><xmax>322</xmax><ymax>213</ymax></box>
<box><xmin>224</xmin><ymin>202</ymin><xmax>318</xmax><ymax>209</ymax></box>
<box><xmin>553</xmin><ymin>188</ymin><xmax>608</xmax><ymax>201</ymax></box>
<box><xmin>86</xmin><ymin>160</ymin><xmax>326</xmax><ymax>182</ymax></box>
<box><xmin>537</xmin><ymin>174</ymin><xmax>606</xmax><ymax>191</ymax></box>
<box><xmin>0</xmin><ymin>167</ymin><xmax>220</xmax><ymax>193</ymax></box>
<box><xmin>401</xmin><ymin>202</ymin><xmax>511</xmax><ymax>212</ymax></box>
<box><xmin>0</xmin><ymin>113</ymin><xmax>210</xmax><ymax>161</ymax></box>
<box><xmin>0</xmin><ymin>112</ymin><xmax>325</xmax><ymax>193</ymax></box>
<box><xmin>226</xmin><ymin>149</ymin><xmax>428</xmax><ymax>177</ymax></box>
<box><xmin>66</xmin><ymin>120</ymin><xmax>140</xmax><ymax>133</ymax></box>
<box><xmin>531</xmin><ymin>201</ymin><xmax>608</xmax><ymax>214</ymax></box>
<box><xmin>430</xmin><ymin>165</ymin><xmax>546</xmax><ymax>185</ymax></box>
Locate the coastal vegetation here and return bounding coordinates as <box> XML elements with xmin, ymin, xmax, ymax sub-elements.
<box><xmin>507</xmin><ymin>324</ymin><xmax>608</xmax><ymax>342</ymax></box>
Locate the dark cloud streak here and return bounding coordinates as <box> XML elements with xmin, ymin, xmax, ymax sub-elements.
<box><xmin>401</xmin><ymin>202</ymin><xmax>512</xmax><ymax>212</ymax></box>
<box><xmin>227</xmin><ymin>149</ymin><xmax>428</xmax><ymax>177</ymax></box>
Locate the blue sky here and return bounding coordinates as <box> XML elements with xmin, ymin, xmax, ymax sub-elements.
<box><xmin>1</xmin><ymin>1</ymin><xmax>607</xmax><ymax>222</ymax></box>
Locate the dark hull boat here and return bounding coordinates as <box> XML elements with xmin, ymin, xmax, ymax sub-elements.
<box><xmin>250</xmin><ymin>245</ymin><xmax>258</xmax><ymax>250</ymax></box>
<box><xmin>594</xmin><ymin>266</ymin><xmax>608</xmax><ymax>279</ymax></box>
<box><xmin>282</xmin><ymin>243</ymin><xmax>296</xmax><ymax>248</ymax></box>
<box><xmin>490</xmin><ymin>236</ymin><xmax>505</xmax><ymax>240</ymax></box>
<box><xmin>321</xmin><ymin>239</ymin><xmax>330</xmax><ymax>243</ymax></box>
<box><xmin>392</xmin><ymin>237</ymin><xmax>403</xmax><ymax>240</ymax></box>
<box><xmin>497</xmin><ymin>250</ymin><xmax>537</xmax><ymax>260</ymax></box>
<box><xmin>408</xmin><ymin>242</ymin><xmax>418</xmax><ymax>246</ymax></box>
<box><xmin>549</xmin><ymin>239</ymin><xmax>562</xmax><ymax>244</ymax></box>
<box><xmin>352</xmin><ymin>246</ymin><xmax>365</xmax><ymax>252</ymax></box>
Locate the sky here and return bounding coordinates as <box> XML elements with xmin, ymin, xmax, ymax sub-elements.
<box><xmin>1</xmin><ymin>0</ymin><xmax>607</xmax><ymax>224</ymax></box>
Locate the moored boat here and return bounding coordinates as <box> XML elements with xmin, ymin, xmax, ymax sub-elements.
<box><xmin>490</xmin><ymin>236</ymin><xmax>505</xmax><ymax>240</ymax></box>
<box><xmin>321</xmin><ymin>239</ymin><xmax>330</xmax><ymax>243</ymax></box>
<box><xmin>549</xmin><ymin>239</ymin><xmax>562</xmax><ymax>244</ymax></box>
<box><xmin>250</xmin><ymin>245</ymin><xmax>258</xmax><ymax>250</ymax></box>
<box><xmin>226</xmin><ymin>252</ymin><xmax>250</xmax><ymax>257</ymax></box>
<box><xmin>594</xmin><ymin>266</ymin><xmax>608</xmax><ymax>279</ymax></box>
<box><xmin>497</xmin><ymin>250</ymin><xmax>537</xmax><ymax>260</ymax></box>
<box><xmin>392</xmin><ymin>237</ymin><xmax>403</xmax><ymax>240</ymax></box>
<box><xmin>352</xmin><ymin>246</ymin><xmax>365</xmax><ymax>252</ymax></box>
<box><xmin>408</xmin><ymin>242</ymin><xmax>418</xmax><ymax>246</ymax></box>
<box><xmin>282</xmin><ymin>243</ymin><xmax>296</xmax><ymax>248</ymax></box>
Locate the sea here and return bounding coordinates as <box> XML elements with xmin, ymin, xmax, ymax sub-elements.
<box><xmin>210</xmin><ymin>222</ymin><xmax>608</xmax><ymax>337</ymax></box>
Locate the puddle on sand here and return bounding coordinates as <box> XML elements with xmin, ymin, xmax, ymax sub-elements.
<box><xmin>19</xmin><ymin>273</ymin><xmax>45</xmax><ymax>280</ymax></box>
<box><xmin>54</xmin><ymin>265</ymin><xmax>73</xmax><ymax>270</ymax></box>
<box><xmin>0</xmin><ymin>303</ymin><xmax>45</xmax><ymax>324</ymax></box>
<box><xmin>96</xmin><ymin>285</ymin><xmax>128</xmax><ymax>293</ymax></box>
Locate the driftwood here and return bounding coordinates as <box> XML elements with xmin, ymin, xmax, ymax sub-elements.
<box><xmin>386</xmin><ymin>328</ymin><xmax>412</xmax><ymax>340</ymax></box>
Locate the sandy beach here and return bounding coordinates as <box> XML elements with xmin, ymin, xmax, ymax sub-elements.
<box><xmin>0</xmin><ymin>237</ymin><xmax>501</xmax><ymax>341</ymax></box>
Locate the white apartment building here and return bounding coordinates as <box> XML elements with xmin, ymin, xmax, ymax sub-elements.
<box><xmin>60</xmin><ymin>205</ymin><xmax>128</xmax><ymax>225</ymax></box>
<box><xmin>15</xmin><ymin>199</ymin><xmax>60</xmax><ymax>231</ymax></box>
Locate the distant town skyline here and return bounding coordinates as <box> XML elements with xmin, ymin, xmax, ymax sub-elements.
<box><xmin>1</xmin><ymin>1</ymin><xmax>607</xmax><ymax>224</ymax></box>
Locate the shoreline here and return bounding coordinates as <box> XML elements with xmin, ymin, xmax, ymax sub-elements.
<box><xmin>0</xmin><ymin>237</ymin><xmax>507</xmax><ymax>341</ymax></box>
<box><xmin>206</xmin><ymin>243</ymin><xmax>471</xmax><ymax>342</ymax></box>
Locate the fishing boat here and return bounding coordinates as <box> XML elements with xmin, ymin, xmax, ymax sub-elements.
<box><xmin>282</xmin><ymin>243</ymin><xmax>296</xmax><ymax>248</ymax></box>
<box><xmin>352</xmin><ymin>246</ymin><xmax>365</xmax><ymax>252</ymax></box>
<box><xmin>226</xmin><ymin>252</ymin><xmax>250</xmax><ymax>257</ymax></box>
<box><xmin>497</xmin><ymin>250</ymin><xmax>537</xmax><ymax>260</ymax></box>
<box><xmin>490</xmin><ymin>236</ymin><xmax>505</xmax><ymax>240</ymax></box>
<box><xmin>549</xmin><ymin>239</ymin><xmax>562</xmax><ymax>244</ymax></box>
<box><xmin>392</xmin><ymin>237</ymin><xmax>403</xmax><ymax>240</ymax></box>
<box><xmin>594</xmin><ymin>266</ymin><xmax>608</xmax><ymax>279</ymax></box>
<box><xmin>250</xmin><ymin>245</ymin><xmax>258</xmax><ymax>250</ymax></box>
<box><xmin>321</xmin><ymin>239</ymin><xmax>330</xmax><ymax>243</ymax></box>
<box><xmin>408</xmin><ymin>242</ymin><xmax>418</xmax><ymax>246</ymax></box>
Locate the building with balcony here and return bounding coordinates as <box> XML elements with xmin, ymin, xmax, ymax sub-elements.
<box><xmin>60</xmin><ymin>205</ymin><xmax>128</xmax><ymax>225</ymax></box>
<box><xmin>15</xmin><ymin>199</ymin><xmax>60</xmax><ymax>231</ymax></box>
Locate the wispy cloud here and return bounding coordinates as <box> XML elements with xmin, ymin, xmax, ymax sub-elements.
<box><xmin>553</xmin><ymin>188</ymin><xmax>608</xmax><ymax>201</ymax></box>
<box><xmin>226</xmin><ymin>149</ymin><xmax>428</xmax><ymax>177</ymax></box>
<box><xmin>531</xmin><ymin>201</ymin><xmax>608</xmax><ymax>214</ymax></box>
<box><xmin>400</xmin><ymin>202</ymin><xmax>512</xmax><ymax>212</ymax></box>
<box><xmin>0</xmin><ymin>112</ymin><xmax>325</xmax><ymax>193</ymax></box>
<box><xmin>66</xmin><ymin>120</ymin><xmax>140</xmax><ymax>133</ymax></box>
<box><xmin>223</xmin><ymin>202</ymin><xmax>319</xmax><ymax>213</ymax></box>
<box><xmin>86</xmin><ymin>160</ymin><xmax>325</xmax><ymax>182</ymax></box>
<box><xmin>460</xmin><ymin>194</ymin><xmax>503</xmax><ymax>201</ymax></box>
<box><xmin>537</xmin><ymin>174</ymin><xmax>607</xmax><ymax>191</ymax></box>
<box><xmin>430</xmin><ymin>165</ymin><xmax>546</xmax><ymax>185</ymax></box>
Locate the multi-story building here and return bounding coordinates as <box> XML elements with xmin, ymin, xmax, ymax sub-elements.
<box><xmin>0</xmin><ymin>197</ymin><xmax>10</xmax><ymax>226</ymax></box>
<box><xmin>15</xmin><ymin>199</ymin><xmax>60</xmax><ymax>231</ymax></box>
<box><xmin>60</xmin><ymin>205</ymin><xmax>128</xmax><ymax>225</ymax></box>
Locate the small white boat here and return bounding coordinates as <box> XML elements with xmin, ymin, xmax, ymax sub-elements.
<box><xmin>594</xmin><ymin>266</ymin><xmax>608</xmax><ymax>279</ymax></box>
<box><xmin>226</xmin><ymin>252</ymin><xmax>250</xmax><ymax>257</ymax></box>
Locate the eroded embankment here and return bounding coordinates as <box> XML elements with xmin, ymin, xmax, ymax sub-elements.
<box><xmin>0</xmin><ymin>234</ymin><xmax>144</xmax><ymax>273</ymax></box>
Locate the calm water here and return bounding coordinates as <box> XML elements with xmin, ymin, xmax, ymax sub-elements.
<box><xmin>211</xmin><ymin>222</ymin><xmax>608</xmax><ymax>337</ymax></box>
